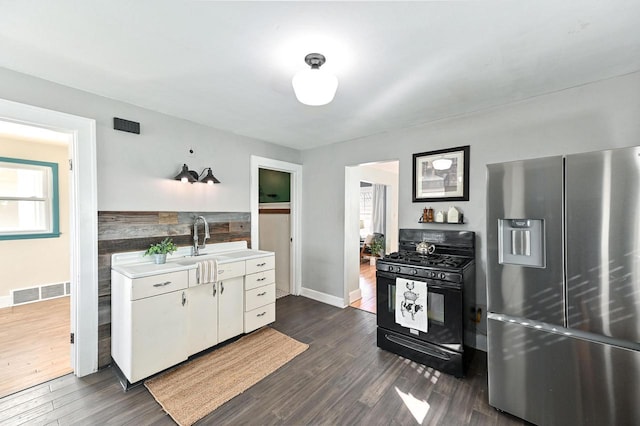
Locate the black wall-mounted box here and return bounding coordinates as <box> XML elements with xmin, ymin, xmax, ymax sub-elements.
<box><xmin>113</xmin><ymin>117</ymin><xmax>140</xmax><ymax>134</ymax></box>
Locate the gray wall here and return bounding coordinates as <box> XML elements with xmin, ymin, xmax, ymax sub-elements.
<box><xmin>301</xmin><ymin>71</ymin><xmax>640</xmax><ymax>347</ymax></box>
<box><xmin>0</xmin><ymin>67</ymin><xmax>301</xmax><ymax>212</ymax></box>
<box><xmin>3</xmin><ymin>65</ymin><xmax>640</xmax><ymax>351</ymax></box>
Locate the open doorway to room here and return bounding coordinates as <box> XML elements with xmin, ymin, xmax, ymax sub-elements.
<box><xmin>0</xmin><ymin>98</ymin><xmax>98</xmax><ymax>393</ymax></box>
<box><xmin>0</xmin><ymin>122</ymin><xmax>73</xmax><ymax>398</ymax></box>
<box><xmin>345</xmin><ymin>161</ymin><xmax>399</xmax><ymax>314</ymax></box>
<box><xmin>250</xmin><ymin>156</ymin><xmax>302</xmax><ymax>300</ymax></box>
<box><xmin>258</xmin><ymin>168</ymin><xmax>292</xmax><ymax>299</ymax></box>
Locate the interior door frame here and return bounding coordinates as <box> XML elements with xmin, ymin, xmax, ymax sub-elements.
<box><xmin>343</xmin><ymin>161</ymin><xmax>399</xmax><ymax>306</ymax></box>
<box><xmin>0</xmin><ymin>98</ymin><xmax>98</xmax><ymax>377</ymax></box>
<box><xmin>250</xmin><ymin>156</ymin><xmax>302</xmax><ymax>296</ymax></box>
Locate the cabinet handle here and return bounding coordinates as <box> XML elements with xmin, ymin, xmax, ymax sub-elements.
<box><xmin>256</xmin><ymin>262</ymin><xmax>266</xmax><ymax>267</ymax></box>
<box><xmin>153</xmin><ymin>281</ymin><xmax>171</xmax><ymax>287</ymax></box>
<box><xmin>257</xmin><ymin>292</ymin><xmax>267</xmax><ymax>296</ymax></box>
<box><xmin>219</xmin><ymin>269</ymin><xmax>225</xmax><ymax>274</ymax></box>
<box><xmin>182</xmin><ymin>292</ymin><xmax>186</xmax><ymax>306</ymax></box>
<box><xmin>257</xmin><ymin>312</ymin><xmax>266</xmax><ymax>317</ymax></box>
<box><xmin>221</xmin><ymin>282</ymin><xmax>224</xmax><ymax>294</ymax></box>
<box><xmin>257</xmin><ymin>277</ymin><xmax>266</xmax><ymax>282</ymax></box>
<box><xmin>212</xmin><ymin>285</ymin><xmax>217</xmax><ymax>297</ymax></box>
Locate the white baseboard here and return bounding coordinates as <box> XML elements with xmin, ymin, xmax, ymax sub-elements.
<box><xmin>0</xmin><ymin>295</ymin><xmax>11</xmax><ymax>309</ymax></box>
<box><xmin>300</xmin><ymin>287</ymin><xmax>347</xmax><ymax>308</ymax></box>
<box><xmin>349</xmin><ymin>288</ymin><xmax>362</xmax><ymax>304</ymax></box>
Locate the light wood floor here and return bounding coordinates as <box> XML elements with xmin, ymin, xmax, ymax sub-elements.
<box><xmin>0</xmin><ymin>296</ymin><xmax>527</xmax><ymax>425</ymax></box>
<box><xmin>350</xmin><ymin>262</ymin><xmax>376</xmax><ymax>314</ymax></box>
<box><xmin>0</xmin><ymin>297</ymin><xmax>72</xmax><ymax>400</ymax></box>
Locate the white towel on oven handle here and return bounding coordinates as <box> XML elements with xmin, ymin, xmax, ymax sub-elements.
<box><xmin>197</xmin><ymin>259</ymin><xmax>218</xmax><ymax>284</ymax></box>
<box><xmin>395</xmin><ymin>277</ymin><xmax>428</xmax><ymax>333</ymax></box>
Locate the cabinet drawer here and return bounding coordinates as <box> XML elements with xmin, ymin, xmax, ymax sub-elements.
<box><xmin>245</xmin><ymin>283</ymin><xmax>275</xmax><ymax>312</ymax></box>
<box><xmin>217</xmin><ymin>261</ymin><xmax>246</xmax><ymax>280</ymax></box>
<box><xmin>131</xmin><ymin>271</ymin><xmax>188</xmax><ymax>300</ymax></box>
<box><xmin>244</xmin><ymin>302</ymin><xmax>275</xmax><ymax>333</ymax></box>
<box><xmin>245</xmin><ymin>255</ymin><xmax>275</xmax><ymax>275</ymax></box>
<box><xmin>245</xmin><ymin>269</ymin><xmax>276</xmax><ymax>291</ymax></box>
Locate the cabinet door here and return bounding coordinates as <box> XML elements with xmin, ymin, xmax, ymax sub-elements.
<box><xmin>218</xmin><ymin>277</ymin><xmax>244</xmax><ymax>342</ymax></box>
<box><xmin>131</xmin><ymin>290</ymin><xmax>187</xmax><ymax>382</ymax></box>
<box><xmin>187</xmin><ymin>283</ymin><xmax>218</xmax><ymax>356</ymax></box>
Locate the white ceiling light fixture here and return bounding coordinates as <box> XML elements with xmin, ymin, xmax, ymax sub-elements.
<box><xmin>292</xmin><ymin>53</ymin><xmax>338</xmax><ymax>106</ymax></box>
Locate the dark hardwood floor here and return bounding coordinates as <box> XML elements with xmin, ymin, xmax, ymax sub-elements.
<box><xmin>0</xmin><ymin>296</ymin><xmax>526</xmax><ymax>425</ymax></box>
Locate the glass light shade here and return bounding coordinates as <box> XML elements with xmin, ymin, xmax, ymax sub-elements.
<box><xmin>292</xmin><ymin>68</ymin><xmax>339</xmax><ymax>106</ymax></box>
<box><xmin>432</xmin><ymin>158</ymin><xmax>453</xmax><ymax>170</ymax></box>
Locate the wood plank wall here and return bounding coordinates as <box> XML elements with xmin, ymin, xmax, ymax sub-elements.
<box><xmin>97</xmin><ymin>211</ymin><xmax>251</xmax><ymax>367</ymax></box>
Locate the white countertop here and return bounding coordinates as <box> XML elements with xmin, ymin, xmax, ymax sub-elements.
<box><xmin>111</xmin><ymin>241</ymin><xmax>273</xmax><ymax>279</ymax></box>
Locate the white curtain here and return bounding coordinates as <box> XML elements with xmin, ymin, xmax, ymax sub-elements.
<box><xmin>371</xmin><ymin>184</ymin><xmax>386</xmax><ymax>235</ymax></box>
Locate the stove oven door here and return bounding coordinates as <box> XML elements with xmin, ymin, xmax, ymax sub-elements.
<box><xmin>376</xmin><ymin>270</ymin><xmax>463</xmax><ymax>351</ymax></box>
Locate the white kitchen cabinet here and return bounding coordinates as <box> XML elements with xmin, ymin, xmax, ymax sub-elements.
<box><xmin>111</xmin><ymin>270</ymin><xmax>188</xmax><ymax>383</ymax></box>
<box><xmin>245</xmin><ymin>303</ymin><xmax>276</xmax><ymax>333</ymax></box>
<box><xmin>186</xmin><ymin>283</ymin><xmax>218</xmax><ymax>356</ymax></box>
<box><xmin>243</xmin><ymin>254</ymin><xmax>276</xmax><ymax>333</ymax></box>
<box><xmin>245</xmin><ymin>269</ymin><xmax>276</xmax><ymax>291</ymax></box>
<box><xmin>245</xmin><ymin>283</ymin><xmax>276</xmax><ymax>312</ymax></box>
<box><xmin>217</xmin><ymin>260</ymin><xmax>245</xmax><ymax>281</ymax></box>
<box><xmin>246</xmin><ymin>256</ymin><xmax>276</xmax><ymax>274</ymax></box>
<box><xmin>218</xmin><ymin>276</ymin><xmax>244</xmax><ymax>342</ymax></box>
<box><xmin>111</xmin><ymin>245</ymin><xmax>277</xmax><ymax>384</ymax></box>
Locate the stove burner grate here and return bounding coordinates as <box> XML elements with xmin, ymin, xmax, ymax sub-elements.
<box><xmin>383</xmin><ymin>251</ymin><xmax>471</xmax><ymax>269</ymax></box>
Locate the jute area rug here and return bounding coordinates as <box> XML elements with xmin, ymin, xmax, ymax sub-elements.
<box><xmin>145</xmin><ymin>327</ymin><xmax>308</xmax><ymax>426</ymax></box>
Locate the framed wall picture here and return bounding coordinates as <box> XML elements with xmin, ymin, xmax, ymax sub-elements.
<box><xmin>412</xmin><ymin>145</ymin><xmax>470</xmax><ymax>202</ymax></box>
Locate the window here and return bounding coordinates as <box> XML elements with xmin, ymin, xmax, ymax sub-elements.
<box><xmin>0</xmin><ymin>157</ymin><xmax>59</xmax><ymax>240</ymax></box>
<box><xmin>359</xmin><ymin>185</ymin><xmax>372</xmax><ymax>238</ymax></box>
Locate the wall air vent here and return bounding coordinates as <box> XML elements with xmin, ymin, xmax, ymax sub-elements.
<box><xmin>12</xmin><ymin>288</ymin><xmax>39</xmax><ymax>305</ymax></box>
<box><xmin>10</xmin><ymin>281</ymin><xmax>71</xmax><ymax>306</ymax></box>
<box><xmin>113</xmin><ymin>117</ymin><xmax>141</xmax><ymax>134</ymax></box>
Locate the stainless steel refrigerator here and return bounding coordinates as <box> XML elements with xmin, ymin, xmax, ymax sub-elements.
<box><xmin>486</xmin><ymin>146</ymin><xmax>640</xmax><ymax>426</ymax></box>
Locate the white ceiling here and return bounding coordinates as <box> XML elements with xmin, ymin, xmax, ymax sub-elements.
<box><xmin>0</xmin><ymin>120</ymin><xmax>71</xmax><ymax>145</ymax></box>
<box><xmin>1</xmin><ymin>1</ymin><xmax>639</xmax><ymax>151</ymax></box>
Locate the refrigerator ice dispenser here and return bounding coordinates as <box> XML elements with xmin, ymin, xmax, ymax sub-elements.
<box><xmin>497</xmin><ymin>219</ymin><xmax>545</xmax><ymax>268</ymax></box>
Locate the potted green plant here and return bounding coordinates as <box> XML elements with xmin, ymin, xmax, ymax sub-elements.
<box><xmin>144</xmin><ymin>237</ymin><xmax>178</xmax><ymax>264</ymax></box>
<box><xmin>369</xmin><ymin>235</ymin><xmax>385</xmax><ymax>264</ymax></box>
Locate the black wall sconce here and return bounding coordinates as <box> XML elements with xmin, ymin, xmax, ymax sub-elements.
<box><xmin>174</xmin><ymin>164</ymin><xmax>221</xmax><ymax>185</ymax></box>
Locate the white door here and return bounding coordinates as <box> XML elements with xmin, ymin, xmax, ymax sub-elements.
<box><xmin>187</xmin><ymin>283</ymin><xmax>218</xmax><ymax>355</ymax></box>
<box><xmin>218</xmin><ymin>277</ymin><xmax>244</xmax><ymax>342</ymax></box>
<box><xmin>131</xmin><ymin>290</ymin><xmax>187</xmax><ymax>382</ymax></box>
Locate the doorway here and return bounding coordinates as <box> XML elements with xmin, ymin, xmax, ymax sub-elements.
<box><xmin>258</xmin><ymin>168</ymin><xmax>291</xmax><ymax>298</ymax></box>
<box><xmin>344</xmin><ymin>160</ymin><xmax>399</xmax><ymax>312</ymax></box>
<box><xmin>0</xmin><ymin>125</ymin><xmax>73</xmax><ymax>397</ymax></box>
<box><xmin>250</xmin><ymin>156</ymin><xmax>302</xmax><ymax>297</ymax></box>
<box><xmin>0</xmin><ymin>98</ymin><xmax>98</xmax><ymax>380</ymax></box>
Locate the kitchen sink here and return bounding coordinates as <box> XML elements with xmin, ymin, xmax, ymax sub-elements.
<box><xmin>175</xmin><ymin>253</ymin><xmax>231</xmax><ymax>266</ymax></box>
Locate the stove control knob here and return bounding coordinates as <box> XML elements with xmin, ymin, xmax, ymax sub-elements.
<box><xmin>411</xmin><ymin>269</ymin><xmax>418</xmax><ymax>275</ymax></box>
<box><xmin>439</xmin><ymin>273</ymin><xmax>446</xmax><ymax>279</ymax></box>
<box><xmin>388</xmin><ymin>266</ymin><xmax>394</xmax><ymax>272</ymax></box>
<box><xmin>430</xmin><ymin>271</ymin><xmax>436</xmax><ymax>278</ymax></box>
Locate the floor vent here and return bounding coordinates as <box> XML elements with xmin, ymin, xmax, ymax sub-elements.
<box><xmin>11</xmin><ymin>281</ymin><xmax>71</xmax><ymax>306</ymax></box>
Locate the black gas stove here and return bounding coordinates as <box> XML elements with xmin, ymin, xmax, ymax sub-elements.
<box><xmin>377</xmin><ymin>251</ymin><xmax>473</xmax><ymax>283</ymax></box>
<box><xmin>376</xmin><ymin>229</ymin><xmax>476</xmax><ymax>378</ymax></box>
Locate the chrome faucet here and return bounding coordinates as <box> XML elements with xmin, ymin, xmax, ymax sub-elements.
<box><xmin>192</xmin><ymin>216</ymin><xmax>210</xmax><ymax>256</ymax></box>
